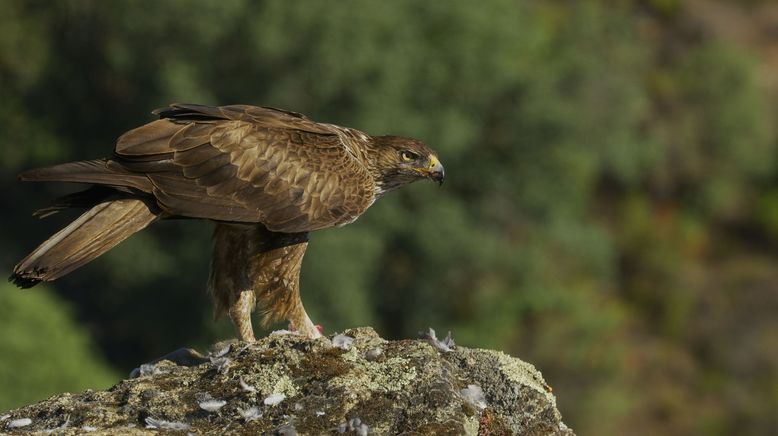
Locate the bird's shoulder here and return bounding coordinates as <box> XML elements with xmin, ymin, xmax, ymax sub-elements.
<box><xmin>118</xmin><ymin>103</ymin><xmax>374</xmax><ymax>159</ymax></box>
<box><xmin>154</xmin><ymin>103</ymin><xmax>345</xmax><ymax>136</ymax></box>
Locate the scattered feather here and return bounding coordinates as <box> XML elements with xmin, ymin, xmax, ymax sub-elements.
<box><xmin>130</xmin><ymin>362</ymin><xmax>167</xmax><ymax>379</ymax></box>
<box><xmin>337</xmin><ymin>417</ymin><xmax>369</xmax><ymax>435</ymax></box>
<box><xmin>238</xmin><ymin>406</ymin><xmax>262</xmax><ymax>422</ymax></box>
<box><xmin>275</xmin><ymin>423</ymin><xmax>297</xmax><ymax>435</ymax></box>
<box><xmin>7</xmin><ymin>418</ymin><xmax>32</xmax><ymax>428</ymax></box>
<box><xmin>210</xmin><ymin>356</ymin><xmax>231</xmax><ymax>374</ymax></box>
<box><xmin>315</xmin><ymin>411</ymin><xmax>325</xmax><ymax>417</ymax></box>
<box><xmin>142</xmin><ymin>362</ymin><xmax>167</xmax><ymax>376</ymax></box>
<box><xmin>211</xmin><ymin>345</ymin><xmax>230</xmax><ymax>358</ymax></box>
<box><xmin>239</xmin><ymin>377</ymin><xmax>256</xmax><ymax>393</ymax></box>
<box><xmin>365</xmin><ymin>347</ymin><xmax>383</xmax><ymax>361</ymax></box>
<box><xmin>332</xmin><ymin>334</ymin><xmax>354</xmax><ymax>350</ymax></box>
<box><xmin>264</xmin><ymin>392</ymin><xmax>286</xmax><ymax>406</ymax></box>
<box><xmin>424</xmin><ymin>328</ymin><xmax>455</xmax><ymax>352</ymax></box>
<box><xmin>199</xmin><ymin>399</ymin><xmax>227</xmax><ymax>412</ymax></box>
<box><xmin>128</xmin><ymin>367</ymin><xmax>140</xmax><ymax>378</ymax></box>
<box><xmin>81</xmin><ymin>425</ymin><xmax>97</xmax><ymax>432</ymax></box>
<box><xmin>232</xmin><ymin>344</ymin><xmax>250</xmax><ymax>355</ymax></box>
<box><xmin>270</xmin><ymin>329</ymin><xmax>294</xmax><ymax>336</ymax></box>
<box><xmin>145</xmin><ymin>417</ymin><xmax>191</xmax><ymax>431</ymax></box>
<box><xmin>355</xmin><ymin>424</ymin><xmax>369</xmax><ymax>436</ymax></box>
<box><xmin>57</xmin><ymin>415</ymin><xmax>70</xmax><ymax>430</ymax></box>
<box><xmin>460</xmin><ymin>384</ymin><xmax>488</xmax><ymax>410</ymax></box>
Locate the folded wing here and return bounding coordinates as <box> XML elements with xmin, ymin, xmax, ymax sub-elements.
<box><xmin>108</xmin><ymin>104</ymin><xmax>375</xmax><ymax>233</ymax></box>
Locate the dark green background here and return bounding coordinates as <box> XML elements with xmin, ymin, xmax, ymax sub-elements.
<box><xmin>2</xmin><ymin>1</ymin><xmax>777</xmax><ymax>434</ymax></box>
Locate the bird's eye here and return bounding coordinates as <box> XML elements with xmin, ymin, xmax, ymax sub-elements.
<box><xmin>400</xmin><ymin>151</ymin><xmax>418</xmax><ymax>162</ymax></box>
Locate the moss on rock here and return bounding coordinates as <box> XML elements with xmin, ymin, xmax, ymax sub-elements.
<box><xmin>1</xmin><ymin>327</ymin><xmax>573</xmax><ymax>435</ymax></box>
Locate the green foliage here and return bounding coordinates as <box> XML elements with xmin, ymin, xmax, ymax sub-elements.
<box><xmin>1</xmin><ymin>1</ymin><xmax>777</xmax><ymax>434</ymax></box>
<box><xmin>0</xmin><ymin>283</ymin><xmax>118</xmax><ymax>411</ymax></box>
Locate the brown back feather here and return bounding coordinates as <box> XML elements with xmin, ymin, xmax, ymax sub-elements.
<box><xmin>112</xmin><ymin>104</ymin><xmax>377</xmax><ymax>232</ymax></box>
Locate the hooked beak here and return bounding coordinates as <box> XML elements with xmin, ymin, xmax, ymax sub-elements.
<box><xmin>426</xmin><ymin>155</ymin><xmax>445</xmax><ymax>186</ymax></box>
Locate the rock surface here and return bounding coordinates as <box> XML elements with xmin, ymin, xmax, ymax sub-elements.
<box><xmin>2</xmin><ymin>327</ymin><xmax>574</xmax><ymax>435</ymax></box>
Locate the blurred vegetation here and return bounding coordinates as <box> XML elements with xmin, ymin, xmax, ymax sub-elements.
<box><xmin>0</xmin><ymin>283</ymin><xmax>118</xmax><ymax>411</ymax></box>
<box><xmin>1</xmin><ymin>0</ymin><xmax>777</xmax><ymax>434</ymax></box>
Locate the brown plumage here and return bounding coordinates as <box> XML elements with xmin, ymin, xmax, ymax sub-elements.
<box><xmin>10</xmin><ymin>103</ymin><xmax>444</xmax><ymax>340</ymax></box>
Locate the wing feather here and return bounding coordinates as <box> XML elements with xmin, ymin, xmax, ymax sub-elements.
<box><xmin>173</xmin><ymin>143</ymin><xmax>224</xmax><ymax>166</ymax></box>
<box><xmin>182</xmin><ymin>153</ymin><xmax>232</xmax><ymax>179</ymax></box>
<box><xmin>169</xmin><ymin>123</ymin><xmax>213</xmax><ymax>151</ymax></box>
<box><xmin>116</xmin><ymin>120</ymin><xmax>180</xmax><ymax>156</ymax></box>
<box><xmin>195</xmin><ymin>164</ymin><xmax>239</xmax><ymax>188</ymax></box>
<box><xmin>112</xmin><ymin>104</ymin><xmax>375</xmax><ymax>232</ymax></box>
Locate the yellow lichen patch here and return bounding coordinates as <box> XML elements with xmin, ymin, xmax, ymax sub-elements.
<box><xmin>493</xmin><ymin>351</ymin><xmax>553</xmax><ymax>399</ymax></box>
<box><xmin>463</xmin><ymin>415</ymin><xmax>480</xmax><ymax>436</ymax></box>
<box><xmin>338</xmin><ymin>346</ymin><xmax>360</xmax><ymax>362</ymax></box>
<box><xmin>328</xmin><ymin>356</ymin><xmax>417</xmax><ymax>396</ymax></box>
<box><xmin>248</xmin><ymin>363</ymin><xmax>299</xmax><ymax>398</ymax></box>
<box><xmin>270</xmin><ymin>374</ymin><xmax>298</xmax><ymax>398</ymax></box>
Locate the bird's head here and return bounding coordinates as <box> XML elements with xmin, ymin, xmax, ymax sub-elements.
<box><xmin>370</xmin><ymin>135</ymin><xmax>445</xmax><ymax>195</ymax></box>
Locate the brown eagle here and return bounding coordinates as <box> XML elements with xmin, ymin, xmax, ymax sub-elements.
<box><xmin>10</xmin><ymin>103</ymin><xmax>444</xmax><ymax>340</ymax></box>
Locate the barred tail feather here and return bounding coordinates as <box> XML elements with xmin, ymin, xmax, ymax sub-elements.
<box><xmin>10</xmin><ymin>199</ymin><xmax>157</xmax><ymax>288</ymax></box>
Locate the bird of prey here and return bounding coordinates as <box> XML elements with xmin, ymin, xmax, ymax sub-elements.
<box><xmin>10</xmin><ymin>103</ymin><xmax>444</xmax><ymax>340</ymax></box>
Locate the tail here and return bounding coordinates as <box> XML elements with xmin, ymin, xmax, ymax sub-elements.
<box><xmin>10</xmin><ymin>199</ymin><xmax>158</xmax><ymax>288</ymax></box>
<box><xmin>19</xmin><ymin>159</ymin><xmax>153</xmax><ymax>191</ymax></box>
<box><xmin>32</xmin><ymin>186</ymin><xmax>117</xmax><ymax>219</ymax></box>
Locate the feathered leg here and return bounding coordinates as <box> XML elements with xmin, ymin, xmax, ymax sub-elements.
<box><xmin>228</xmin><ymin>290</ymin><xmax>257</xmax><ymax>342</ymax></box>
<box><xmin>209</xmin><ymin>224</ymin><xmax>257</xmax><ymax>341</ymax></box>
<box><xmin>208</xmin><ymin>223</ymin><xmax>320</xmax><ymax>341</ymax></box>
<box><xmin>248</xmin><ymin>237</ymin><xmax>321</xmax><ymax>339</ymax></box>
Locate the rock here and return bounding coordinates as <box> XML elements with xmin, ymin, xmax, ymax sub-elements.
<box><xmin>1</xmin><ymin>327</ymin><xmax>574</xmax><ymax>435</ymax></box>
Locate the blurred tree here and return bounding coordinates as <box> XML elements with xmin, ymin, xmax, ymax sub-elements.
<box><xmin>1</xmin><ymin>0</ymin><xmax>777</xmax><ymax>434</ymax></box>
<box><xmin>0</xmin><ymin>283</ymin><xmax>118</xmax><ymax>411</ymax></box>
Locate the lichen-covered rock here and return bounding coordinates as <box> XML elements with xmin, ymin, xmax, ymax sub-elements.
<box><xmin>1</xmin><ymin>327</ymin><xmax>574</xmax><ymax>435</ymax></box>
